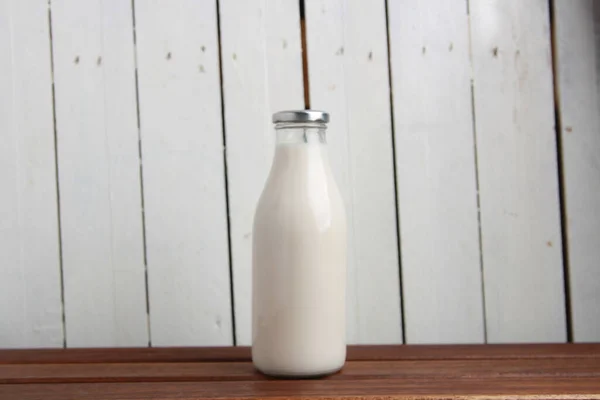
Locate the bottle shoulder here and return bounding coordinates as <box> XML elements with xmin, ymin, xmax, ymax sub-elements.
<box><xmin>254</xmin><ymin>173</ymin><xmax>345</xmax><ymax>232</ymax></box>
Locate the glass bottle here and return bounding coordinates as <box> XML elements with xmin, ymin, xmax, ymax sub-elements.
<box><xmin>252</xmin><ymin>110</ymin><xmax>347</xmax><ymax>377</ymax></box>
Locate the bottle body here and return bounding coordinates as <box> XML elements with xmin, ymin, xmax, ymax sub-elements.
<box><xmin>252</xmin><ymin>121</ymin><xmax>347</xmax><ymax>377</ymax></box>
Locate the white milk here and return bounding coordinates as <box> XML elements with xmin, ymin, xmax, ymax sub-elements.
<box><xmin>252</xmin><ymin>127</ymin><xmax>347</xmax><ymax>377</ymax></box>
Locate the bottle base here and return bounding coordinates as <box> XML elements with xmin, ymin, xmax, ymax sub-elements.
<box><xmin>255</xmin><ymin>364</ymin><xmax>344</xmax><ymax>379</ymax></box>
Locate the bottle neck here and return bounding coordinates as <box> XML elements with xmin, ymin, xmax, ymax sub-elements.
<box><xmin>274</xmin><ymin>122</ymin><xmax>327</xmax><ymax>146</ymax></box>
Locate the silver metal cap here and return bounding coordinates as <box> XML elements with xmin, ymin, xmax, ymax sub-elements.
<box><xmin>272</xmin><ymin>110</ymin><xmax>329</xmax><ymax>124</ymax></box>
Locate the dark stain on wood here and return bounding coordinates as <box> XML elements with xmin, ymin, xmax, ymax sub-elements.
<box><xmin>565</xmin><ymin>126</ymin><xmax>573</xmax><ymax>133</ymax></box>
<box><xmin>449</xmin><ymin>42</ymin><xmax>453</xmax><ymax>51</ymax></box>
<box><xmin>166</xmin><ymin>52</ymin><xmax>171</xmax><ymax>60</ymax></box>
<box><xmin>74</xmin><ymin>56</ymin><xmax>80</xmax><ymax>64</ymax></box>
<box><xmin>97</xmin><ymin>56</ymin><xmax>102</xmax><ymax>66</ymax></box>
<box><xmin>422</xmin><ymin>46</ymin><xmax>426</xmax><ymax>54</ymax></box>
<box><xmin>493</xmin><ymin>47</ymin><xmax>499</xmax><ymax>57</ymax></box>
<box><xmin>301</xmin><ymin>17</ymin><xmax>310</xmax><ymax>109</ymax></box>
<box><xmin>368</xmin><ymin>51</ymin><xmax>373</xmax><ymax>60</ymax></box>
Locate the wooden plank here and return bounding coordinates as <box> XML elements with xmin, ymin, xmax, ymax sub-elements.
<box><xmin>2</xmin><ymin>357</ymin><xmax>600</xmax><ymax>384</ymax></box>
<box><xmin>553</xmin><ymin>0</ymin><xmax>600</xmax><ymax>342</ymax></box>
<box><xmin>387</xmin><ymin>0</ymin><xmax>484</xmax><ymax>343</ymax></box>
<box><xmin>2</xmin><ymin>378</ymin><xmax>600</xmax><ymax>399</ymax></box>
<box><xmin>304</xmin><ymin>0</ymin><xmax>402</xmax><ymax>344</ymax></box>
<box><xmin>3</xmin><ymin>344</ymin><xmax>600</xmax><ymax>365</ymax></box>
<box><xmin>51</xmin><ymin>0</ymin><xmax>148</xmax><ymax>347</ymax></box>
<box><xmin>0</xmin><ymin>0</ymin><xmax>63</xmax><ymax>348</ymax></box>
<box><xmin>0</xmin><ymin>347</ymin><xmax>251</xmax><ymax>365</ymax></box>
<box><xmin>219</xmin><ymin>0</ymin><xmax>304</xmax><ymax>345</ymax></box>
<box><xmin>469</xmin><ymin>0</ymin><xmax>567</xmax><ymax>343</ymax></box>
<box><xmin>134</xmin><ymin>0</ymin><xmax>232</xmax><ymax>345</ymax></box>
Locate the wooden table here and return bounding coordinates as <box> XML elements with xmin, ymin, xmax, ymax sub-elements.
<box><xmin>1</xmin><ymin>344</ymin><xmax>599</xmax><ymax>399</ymax></box>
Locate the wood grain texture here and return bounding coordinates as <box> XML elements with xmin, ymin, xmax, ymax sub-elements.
<box><xmin>388</xmin><ymin>0</ymin><xmax>484</xmax><ymax>344</ymax></box>
<box><xmin>134</xmin><ymin>0</ymin><xmax>232</xmax><ymax>345</ymax></box>
<box><xmin>3</xmin><ymin>358</ymin><xmax>600</xmax><ymax>384</ymax></box>
<box><xmin>2</xmin><ymin>379</ymin><xmax>600</xmax><ymax>400</ymax></box>
<box><xmin>1</xmin><ymin>345</ymin><xmax>599</xmax><ymax>399</ymax></box>
<box><xmin>3</xmin><ymin>344</ymin><xmax>600</xmax><ymax>364</ymax></box>
<box><xmin>0</xmin><ymin>0</ymin><xmax>63</xmax><ymax>348</ymax></box>
<box><xmin>304</xmin><ymin>0</ymin><xmax>402</xmax><ymax>344</ymax></box>
<box><xmin>469</xmin><ymin>0</ymin><xmax>567</xmax><ymax>343</ymax></box>
<box><xmin>219</xmin><ymin>0</ymin><xmax>304</xmax><ymax>345</ymax></box>
<box><xmin>0</xmin><ymin>377</ymin><xmax>600</xmax><ymax>400</ymax></box>
<box><xmin>1</xmin><ymin>376</ymin><xmax>599</xmax><ymax>398</ymax></box>
<box><xmin>51</xmin><ymin>0</ymin><xmax>148</xmax><ymax>347</ymax></box>
<box><xmin>553</xmin><ymin>0</ymin><xmax>600</xmax><ymax>342</ymax></box>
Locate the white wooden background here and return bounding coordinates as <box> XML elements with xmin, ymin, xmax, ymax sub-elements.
<box><xmin>1</xmin><ymin>0</ymin><xmax>599</xmax><ymax>348</ymax></box>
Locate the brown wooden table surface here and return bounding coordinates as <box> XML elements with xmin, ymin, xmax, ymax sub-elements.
<box><xmin>1</xmin><ymin>344</ymin><xmax>599</xmax><ymax>399</ymax></box>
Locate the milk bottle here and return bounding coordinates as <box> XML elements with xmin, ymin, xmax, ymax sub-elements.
<box><xmin>252</xmin><ymin>110</ymin><xmax>347</xmax><ymax>377</ymax></box>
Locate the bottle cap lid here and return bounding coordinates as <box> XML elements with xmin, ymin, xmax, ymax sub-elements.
<box><xmin>272</xmin><ymin>110</ymin><xmax>329</xmax><ymax>124</ymax></box>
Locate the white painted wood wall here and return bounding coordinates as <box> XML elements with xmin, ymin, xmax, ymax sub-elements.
<box><xmin>1</xmin><ymin>0</ymin><xmax>599</xmax><ymax>348</ymax></box>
